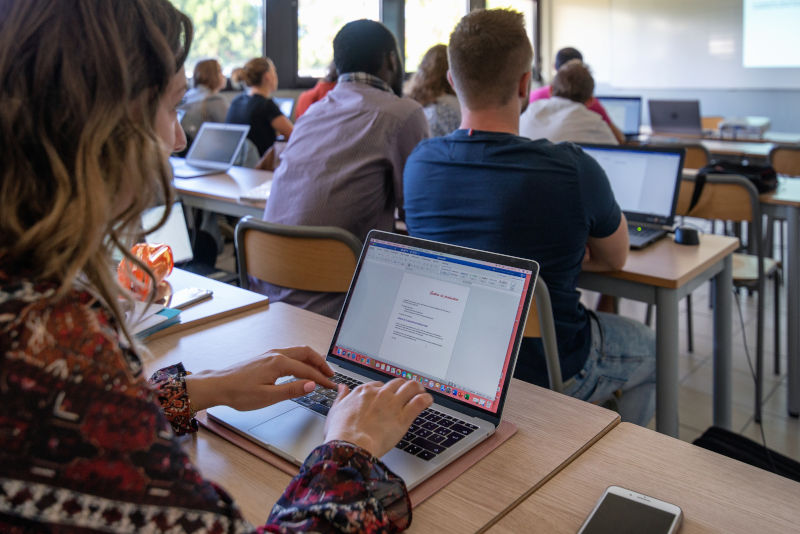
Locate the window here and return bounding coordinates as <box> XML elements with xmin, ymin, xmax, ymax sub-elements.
<box><xmin>297</xmin><ymin>0</ymin><xmax>381</xmax><ymax>78</ymax></box>
<box><xmin>173</xmin><ymin>0</ymin><xmax>265</xmax><ymax>75</ymax></box>
<box><xmin>404</xmin><ymin>0</ymin><xmax>469</xmax><ymax>72</ymax></box>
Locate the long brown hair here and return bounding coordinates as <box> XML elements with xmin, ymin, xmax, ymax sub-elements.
<box><xmin>0</xmin><ymin>0</ymin><xmax>192</xmax><ymax>340</ymax></box>
<box><xmin>408</xmin><ymin>44</ymin><xmax>455</xmax><ymax>107</ymax></box>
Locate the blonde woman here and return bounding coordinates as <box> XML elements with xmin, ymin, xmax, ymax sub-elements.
<box><xmin>180</xmin><ymin>58</ymin><xmax>229</xmax><ymax>143</ymax></box>
<box><xmin>226</xmin><ymin>57</ymin><xmax>294</xmax><ymax>155</ymax></box>
<box><xmin>0</xmin><ymin>0</ymin><xmax>431</xmax><ymax>531</ymax></box>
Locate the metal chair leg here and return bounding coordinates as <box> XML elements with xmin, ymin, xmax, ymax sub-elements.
<box><xmin>775</xmin><ymin>269</ymin><xmax>781</xmax><ymax>375</ymax></box>
<box><xmin>686</xmin><ymin>293</ymin><xmax>694</xmax><ymax>353</ymax></box>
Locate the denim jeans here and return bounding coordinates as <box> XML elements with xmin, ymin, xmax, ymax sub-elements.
<box><xmin>562</xmin><ymin>312</ymin><xmax>656</xmax><ymax>426</ymax></box>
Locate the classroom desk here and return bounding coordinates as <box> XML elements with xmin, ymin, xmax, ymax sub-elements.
<box><xmin>146</xmin><ymin>268</ymin><xmax>269</xmax><ymax>339</ymax></box>
<box><xmin>144</xmin><ymin>302</ymin><xmax>621</xmax><ymax>532</ymax></box>
<box><xmin>760</xmin><ymin>177</ymin><xmax>800</xmax><ymax>417</ymax></box>
<box><xmin>487</xmin><ymin>422</ymin><xmax>800</xmax><ymax>533</ymax></box>
<box><xmin>641</xmin><ymin>136</ymin><xmax>776</xmax><ymax>160</ymax></box>
<box><xmin>578</xmin><ymin>234</ymin><xmax>739</xmax><ymax>437</ymax></box>
<box><xmin>173</xmin><ymin>165</ymin><xmax>271</xmax><ymax>218</ymax></box>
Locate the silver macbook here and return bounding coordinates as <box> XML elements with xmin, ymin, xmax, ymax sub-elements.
<box><xmin>171</xmin><ymin>122</ymin><xmax>249</xmax><ymax>178</ymax></box>
<box><xmin>208</xmin><ymin>230</ymin><xmax>539</xmax><ymax>489</ymax></box>
<box><xmin>273</xmin><ymin>96</ymin><xmax>295</xmax><ymax>119</ymax></box>
<box><xmin>648</xmin><ymin>99</ymin><xmax>703</xmax><ymax>136</ymax></box>
<box><xmin>580</xmin><ymin>144</ymin><xmax>685</xmax><ymax>249</ymax></box>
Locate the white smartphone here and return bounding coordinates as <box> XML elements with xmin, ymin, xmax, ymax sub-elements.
<box><xmin>168</xmin><ymin>287</ymin><xmax>212</xmax><ymax>309</ymax></box>
<box><xmin>577</xmin><ymin>486</ymin><xmax>683</xmax><ymax>534</ymax></box>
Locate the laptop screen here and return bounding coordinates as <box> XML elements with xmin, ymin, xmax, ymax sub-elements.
<box><xmin>273</xmin><ymin>97</ymin><xmax>295</xmax><ymax>119</ymax></box>
<box><xmin>328</xmin><ymin>232</ymin><xmax>537</xmax><ymax>419</ymax></box>
<box><xmin>141</xmin><ymin>202</ymin><xmax>193</xmax><ymax>264</ymax></box>
<box><xmin>185</xmin><ymin>122</ymin><xmax>249</xmax><ymax>169</ymax></box>
<box><xmin>648</xmin><ymin>99</ymin><xmax>702</xmax><ymax>135</ymax></box>
<box><xmin>581</xmin><ymin>144</ymin><xmax>685</xmax><ymax>227</ymax></box>
<box><xmin>597</xmin><ymin>96</ymin><xmax>641</xmax><ymax>136</ymax></box>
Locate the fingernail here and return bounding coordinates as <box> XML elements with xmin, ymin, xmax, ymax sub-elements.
<box><xmin>303</xmin><ymin>381</ymin><xmax>316</xmax><ymax>393</ymax></box>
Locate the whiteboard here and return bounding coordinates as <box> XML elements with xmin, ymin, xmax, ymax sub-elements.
<box><xmin>607</xmin><ymin>0</ymin><xmax>800</xmax><ymax>89</ymax></box>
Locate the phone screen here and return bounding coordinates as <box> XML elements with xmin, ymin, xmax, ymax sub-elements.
<box><xmin>581</xmin><ymin>493</ymin><xmax>678</xmax><ymax>534</ymax></box>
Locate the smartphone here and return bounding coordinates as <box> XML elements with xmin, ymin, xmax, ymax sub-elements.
<box><xmin>168</xmin><ymin>287</ymin><xmax>212</xmax><ymax>309</ymax></box>
<box><xmin>577</xmin><ymin>486</ymin><xmax>682</xmax><ymax>534</ymax></box>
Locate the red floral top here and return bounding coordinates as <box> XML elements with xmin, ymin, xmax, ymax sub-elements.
<box><xmin>0</xmin><ymin>275</ymin><xmax>411</xmax><ymax>532</ymax></box>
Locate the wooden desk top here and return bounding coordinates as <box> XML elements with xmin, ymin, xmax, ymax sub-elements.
<box><xmin>583</xmin><ymin>234</ymin><xmax>739</xmax><ymax>290</ymax></box>
<box><xmin>173</xmin><ymin>165</ymin><xmax>272</xmax><ymax>208</ymax></box>
<box><xmin>488</xmin><ymin>422</ymin><xmax>800</xmax><ymax>533</ymax></box>
<box><xmin>147</xmin><ymin>268</ymin><xmax>268</xmax><ymax>340</ymax></box>
<box><xmin>145</xmin><ymin>303</ymin><xmax>620</xmax><ymax>531</ymax></box>
<box><xmin>761</xmin><ymin>176</ymin><xmax>800</xmax><ymax>207</ymax></box>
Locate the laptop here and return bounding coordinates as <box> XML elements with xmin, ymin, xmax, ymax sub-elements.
<box><xmin>596</xmin><ymin>96</ymin><xmax>642</xmax><ymax>139</ymax></box>
<box><xmin>207</xmin><ymin>230</ymin><xmax>539</xmax><ymax>489</ymax></box>
<box><xmin>141</xmin><ymin>202</ymin><xmax>227</xmax><ymax>277</ymax></box>
<box><xmin>273</xmin><ymin>96</ymin><xmax>295</xmax><ymax>119</ymax></box>
<box><xmin>648</xmin><ymin>99</ymin><xmax>703</xmax><ymax>136</ymax></box>
<box><xmin>580</xmin><ymin>144</ymin><xmax>686</xmax><ymax>249</ymax></box>
<box><xmin>170</xmin><ymin>122</ymin><xmax>250</xmax><ymax>178</ymax></box>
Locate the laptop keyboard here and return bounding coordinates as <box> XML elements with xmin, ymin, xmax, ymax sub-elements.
<box><xmin>288</xmin><ymin>372</ymin><xmax>478</xmax><ymax>461</ymax></box>
<box><xmin>628</xmin><ymin>225</ymin><xmax>666</xmax><ymax>248</ymax></box>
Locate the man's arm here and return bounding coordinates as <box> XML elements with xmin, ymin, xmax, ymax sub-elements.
<box><xmin>583</xmin><ymin>212</ymin><xmax>629</xmax><ymax>272</ymax></box>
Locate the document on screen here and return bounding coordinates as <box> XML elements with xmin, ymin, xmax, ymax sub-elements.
<box><xmin>379</xmin><ymin>272</ymin><xmax>469</xmax><ymax>378</ymax></box>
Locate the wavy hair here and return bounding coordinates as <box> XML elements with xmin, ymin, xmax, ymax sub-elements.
<box><xmin>407</xmin><ymin>44</ymin><xmax>454</xmax><ymax>107</ymax></box>
<box><xmin>0</xmin><ymin>0</ymin><xmax>192</xmax><ymax>341</ymax></box>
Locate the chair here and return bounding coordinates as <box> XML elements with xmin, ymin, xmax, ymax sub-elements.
<box><xmin>523</xmin><ymin>278</ymin><xmax>563</xmax><ymax>392</ymax></box>
<box><xmin>682</xmin><ymin>143</ymin><xmax>711</xmax><ymax>170</ymax></box>
<box><xmin>676</xmin><ymin>174</ymin><xmax>780</xmax><ymax>422</ymax></box>
<box><xmin>766</xmin><ymin>146</ymin><xmax>800</xmax><ymax>268</ymax></box>
<box><xmin>702</xmin><ymin>116</ymin><xmax>724</xmax><ymax>131</ymax></box>
<box><xmin>235</xmin><ymin>216</ymin><xmax>361</xmax><ymax>294</ymax></box>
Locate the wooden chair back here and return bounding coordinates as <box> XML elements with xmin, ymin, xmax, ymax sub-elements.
<box><xmin>701</xmin><ymin>116</ymin><xmax>723</xmax><ymax>130</ymax></box>
<box><xmin>235</xmin><ymin>217</ymin><xmax>361</xmax><ymax>293</ymax></box>
<box><xmin>682</xmin><ymin>144</ymin><xmax>711</xmax><ymax>170</ymax></box>
<box><xmin>769</xmin><ymin>146</ymin><xmax>800</xmax><ymax>177</ymax></box>
<box><xmin>676</xmin><ymin>174</ymin><xmax>758</xmax><ymax>223</ymax></box>
<box><xmin>522</xmin><ymin>277</ymin><xmax>563</xmax><ymax>392</ymax></box>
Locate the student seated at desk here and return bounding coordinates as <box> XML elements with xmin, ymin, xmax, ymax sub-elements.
<box><xmin>0</xmin><ymin>2</ymin><xmax>431</xmax><ymax>532</ymax></box>
<box><xmin>404</xmin><ymin>8</ymin><xmax>656</xmax><ymax>426</ymax></box>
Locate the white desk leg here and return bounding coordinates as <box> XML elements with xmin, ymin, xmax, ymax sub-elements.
<box><xmin>655</xmin><ymin>288</ymin><xmax>680</xmax><ymax>437</ymax></box>
<box><xmin>713</xmin><ymin>255</ymin><xmax>733</xmax><ymax>429</ymax></box>
<box><xmin>787</xmin><ymin>207</ymin><xmax>799</xmax><ymax>417</ymax></box>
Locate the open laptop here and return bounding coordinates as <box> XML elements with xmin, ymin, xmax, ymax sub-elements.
<box><xmin>580</xmin><ymin>144</ymin><xmax>686</xmax><ymax>249</ymax></box>
<box><xmin>273</xmin><ymin>96</ymin><xmax>295</xmax><ymax>119</ymax></box>
<box><xmin>141</xmin><ymin>202</ymin><xmax>227</xmax><ymax>278</ymax></box>
<box><xmin>170</xmin><ymin>122</ymin><xmax>249</xmax><ymax>178</ymax></box>
<box><xmin>597</xmin><ymin>96</ymin><xmax>642</xmax><ymax>139</ymax></box>
<box><xmin>207</xmin><ymin>230</ymin><xmax>539</xmax><ymax>489</ymax></box>
<box><xmin>648</xmin><ymin>99</ymin><xmax>703</xmax><ymax>136</ymax></box>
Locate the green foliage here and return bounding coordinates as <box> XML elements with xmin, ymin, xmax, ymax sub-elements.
<box><xmin>173</xmin><ymin>0</ymin><xmax>264</xmax><ymax>73</ymax></box>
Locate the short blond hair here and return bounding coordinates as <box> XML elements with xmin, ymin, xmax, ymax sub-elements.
<box><xmin>448</xmin><ymin>9</ymin><xmax>533</xmax><ymax>109</ymax></box>
<box><xmin>552</xmin><ymin>60</ymin><xmax>595</xmax><ymax>103</ymax></box>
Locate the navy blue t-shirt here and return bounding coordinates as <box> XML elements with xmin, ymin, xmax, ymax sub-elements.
<box><xmin>404</xmin><ymin>130</ymin><xmax>621</xmax><ymax>387</ymax></box>
<box><xmin>225</xmin><ymin>93</ymin><xmax>283</xmax><ymax>156</ymax></box>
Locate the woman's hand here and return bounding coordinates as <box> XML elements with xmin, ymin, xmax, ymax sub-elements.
<box><xmin>324</xmin><ymin>378</ymin><xmax>433</xmax><ymax>458</ymax></box>
<box><xmin>185</xmin><ymin>346</ymin><xmax>336</xmax><ymax>412</ymax></box>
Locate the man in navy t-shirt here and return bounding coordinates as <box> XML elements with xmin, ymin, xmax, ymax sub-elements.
<box><xmin>404</xmin><ymin>8</ymin><xmax>656</xmax><ymax>426</ymax></box>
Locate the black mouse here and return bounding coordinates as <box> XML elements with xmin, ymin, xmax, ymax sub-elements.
<box><xmin>674</xmin><ymin>226</ymin><xmax>700</xmax><ymax>246</ymax></box>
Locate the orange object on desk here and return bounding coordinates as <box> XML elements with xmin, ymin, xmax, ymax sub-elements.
<box><xmin>117</xmin><ymin>243</ymin><xmax>174</xmax><ymax>299</ymax></box>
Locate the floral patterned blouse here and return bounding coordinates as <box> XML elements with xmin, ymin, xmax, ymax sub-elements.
<box><xmin>0</xmin><ymin>274</ymin><xmax>411</xmax><ymax>532</ymax></box>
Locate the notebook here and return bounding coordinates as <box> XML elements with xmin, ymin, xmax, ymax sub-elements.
<box><xmin>580</xmin><ymin>144</ymin><xmax>686</xmax><ymax>249</ymax></box>
<box><xmin>596</xmin><ymin>96</ymin><xmax>642</xmax><ymax>139</ymax></box>
<box><xmin>273</xmin><ymin>97</ymin><xmax>295</xmax><ymax>119</ymax></box>
<box><xmin>207</xmin><ymin>230</ymin><xmax>539</xmax><ymax>490</ymax></box>
<box><xmin>648</xmin><ymin>99</ymin><xmax>703</xmax><ymax>136</ymax></box>
<box><xmin>171</xmin><ymin>122</ymin><xmax>250</xmax><ymax>178</ymax></box>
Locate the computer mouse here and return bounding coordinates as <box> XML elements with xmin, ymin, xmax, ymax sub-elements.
<box><xmin>674</xmin><ymin>226</ymin><xmax>700</xmax><ymax>246</ymax></box>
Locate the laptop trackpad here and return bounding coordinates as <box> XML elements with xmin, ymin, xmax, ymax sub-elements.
<box><xmin>248</xmin><ymin>406</ymin><xmax>327</xmax><ymax>464</ymax></box>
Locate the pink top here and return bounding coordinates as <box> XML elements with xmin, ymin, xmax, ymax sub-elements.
<box><xmin>529</xmin><ymin>85</ymin><xmax>612</xmax><ymax>126</ymax></box>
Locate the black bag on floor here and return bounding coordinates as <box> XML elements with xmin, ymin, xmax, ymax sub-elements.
<box><xmin>693</xmin><ymin>426</ymin><xmax>800</xmax><ymax>483</ymax></box>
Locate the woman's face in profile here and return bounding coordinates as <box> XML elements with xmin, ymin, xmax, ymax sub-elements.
<box><xmin>154</xmin><ymin>66</ymin><xmax>188</xmax><ymax>154</ymax></box>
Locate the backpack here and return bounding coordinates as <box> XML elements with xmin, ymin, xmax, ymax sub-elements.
<box><xmin>688</xmin><ymin>160</ymin><xmax>778</xmax><ymax>212</ymax></box>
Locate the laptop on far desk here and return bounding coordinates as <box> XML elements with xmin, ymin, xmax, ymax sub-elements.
<box><xmin>597</xmin><ymin>96</ymin><xmax>642</xmax><ymax>140</ymax></box>
<box><xmin>208</xmin><ymin>230</ymin><xmax>539</xmax><ymax>490</ymax></box>
<box><xmin>273</xmin><ymin>96</ymin><xmax>295</xmax><ymax>120</ymax></box>
<box><xmin>171</xmin><ymin>122</ymin><xmax>250</xmax><ymax>178</ymax></box>
<box><xmin>580</xmin><ymin>144</ymin><xmax>686</xmax><ymax>249</ymax></box>
<box><xmin>648</xmin><ymin>99</ymin><xmax>704</xmax><ymax>137</ymax></box>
